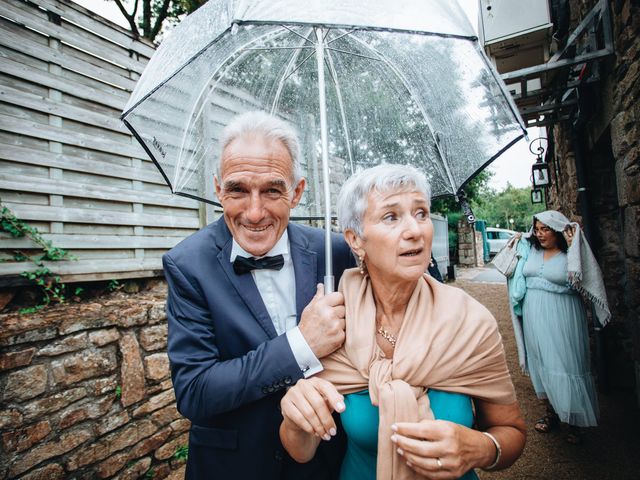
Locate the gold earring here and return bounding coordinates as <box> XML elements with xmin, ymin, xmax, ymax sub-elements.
<box><xmin>359</xmin><ymin>254</ymin><xmax>366</xmax><ymax>275</ymax></box>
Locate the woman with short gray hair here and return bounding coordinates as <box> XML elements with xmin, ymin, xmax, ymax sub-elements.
<box><xmin>280</xmin><ymin>164</ymin><xmax>525</xmax><ymax>479</ymax></box>
<box><xmin>336</xmin><ymin>164</ymin><xmax>431</xmax><ymax>238</ymax></box>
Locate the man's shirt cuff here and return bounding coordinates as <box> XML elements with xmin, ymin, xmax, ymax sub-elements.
<box><xmin>286</xmin><ymin>327</ymin><xmax>323</xmax><ymax>378</ymax></box>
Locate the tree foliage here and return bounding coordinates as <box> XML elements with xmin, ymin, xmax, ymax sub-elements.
<box><xmin>431</xmin><ymin>169</ymin><xmax>493</xmax><ymax>217</ymax></box>
<box><xmin>472</xmin><ymin>183</ymin><xmax>546</xmax><ymax>232</ymax></box>
<box><xmin>109</xmin><ymin>0</ymin><xmax>207</xmax><ymax>42</ymax></box>
<box><xmin>430</xmin><ymin>174</ymin><xmax>545</xmax><ymax>257</ymax></box>
<box><xmin>431</xmin><ymin>171</ymin><xmax>545</xmax><ymax>233</ymax></box>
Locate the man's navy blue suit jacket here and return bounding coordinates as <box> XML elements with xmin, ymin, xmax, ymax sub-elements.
<box><xmin>163</xmin><ymin>219</ymin><xmax>355</xmax><ymax>479</ymax></box>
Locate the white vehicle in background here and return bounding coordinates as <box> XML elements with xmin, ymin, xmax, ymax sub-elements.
<box><xmin>486</xmin><ymin>227</ymin><xmax>517</xmax><ymax>256</ymax></box>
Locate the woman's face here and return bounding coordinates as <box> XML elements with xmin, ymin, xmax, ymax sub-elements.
<box><xmin>533</xmin><ymin>220</ymin><xmax>558</xmax><ymax>250</ymax></box>
<box><xmin>347</xmin><ymin>188</ymin><xmax>433</xmax><ymax>284</ymax></box>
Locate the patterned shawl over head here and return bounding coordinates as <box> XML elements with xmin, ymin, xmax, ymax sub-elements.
<box><xmin>528</xmin><ymin>210</ymin><xmax>611</xmax><ymax>326</ymax></box>
<box><xmin>319</xmin><ymin>269</ymin><xmax>516</xmax><ymax>480</ymax></box>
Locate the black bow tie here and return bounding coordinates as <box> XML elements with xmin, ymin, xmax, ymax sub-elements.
<box><xmin>233</xmin><ymin>254</ymin><xmax>285</xmax><ymax>275</ymax></box>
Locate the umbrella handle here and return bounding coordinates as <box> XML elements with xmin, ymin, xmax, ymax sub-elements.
<box><xmin>324</xmin><ymin>275</ymin><xmax>335</xmax><ymax>294</ymax></box>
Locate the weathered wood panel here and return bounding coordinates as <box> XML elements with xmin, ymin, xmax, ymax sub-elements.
<box><xmin>0</xmin><ymin>0</ymin><xmax>146</xmax><ymax>73</ymax></box>
<box><xmin>0</xmin><ymin>0</ymin><xmax>204</xmax><ymax>284</ymax></box>
<box><xmin>0</xmin><ymin>57</ymin><xmax>130</xmax><ymax>110</ymax></box>
<box><xmin>0</xmin><ymin>257</ymin><xmax>164</xmax><ymax>276</ymax></box>
<box><xmin>4</xmin><ymin>203</ymin><xmax>199</xmax><ymax>228</ymax></box>
<box><xmin>0</xmin><ymin>143</ymin><xmax>164</xmax><ymax>185</ymax></box>
<box><xmin>0</xmin><ymin>85</ymin><xmax>129</xmax><ymax>133</ymax></box>
<box><xmin>0</xmin><ymin>234</ymin><xmax>182</xmax><ymax>249</ymax></box>
<box><xmin>30</xmin><ymin>0</ymin><xmax>156</xmax><ymax>58</ymax></box>
<box><xmin>0</xmin><ymin>116</ymin><xmax>147</xmax><ymax>160</ymax></box>
<box><xmin>0</xmin><ymin>29</ymin><xmax>137</xmax><ymax>91</ymax></box>
<box><xmin>0</xmin><ymin>174</ymin><xmax>194</xmax><ymax>208</ymax></box>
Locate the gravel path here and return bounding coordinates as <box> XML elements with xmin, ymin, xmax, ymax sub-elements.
<box><xmin>454</xmin><ymin>279</ymin><xmax>640</xmax><ymax>480</ymax></box>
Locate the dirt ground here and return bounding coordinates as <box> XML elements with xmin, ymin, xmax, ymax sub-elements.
<box><xmin>454</xmin><ymin>279</ymin><xmax>640</xmax><ymax>480</ymax></box>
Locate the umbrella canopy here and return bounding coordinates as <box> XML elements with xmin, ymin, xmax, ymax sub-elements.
<box><xmin>122</xmin><ymin>0</ymin><xmax>526</xmax><ymax>219</ymax></box>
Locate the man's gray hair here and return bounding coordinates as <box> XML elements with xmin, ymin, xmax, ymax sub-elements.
<box><xmin>337</xmin><ymin>164</ymin><xmax>431</xmax><ymax>237</ymax></box>
<box><xmin>218</xmin><ymin>111</ymin><xmax>302</xmax><ymax>182</ymax></box>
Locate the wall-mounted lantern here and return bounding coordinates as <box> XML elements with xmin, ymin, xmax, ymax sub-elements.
<box><xmin>531</xmin><ymin>188</ymin><xmax>544</xmax><ymax>204</ymax></box>
<box><xmin>529</xmin><ymin>137</ymin><xmax>550</xmax><ymax>190</ymax></box>
<box><xmin>532</xmin><ymin>158</ymin><xmax>550</xmax><ymax>188</ymax></box>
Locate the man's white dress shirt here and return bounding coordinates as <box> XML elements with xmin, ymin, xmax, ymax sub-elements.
<box><xmin>230</xmin><ymin>231</ymin><xmax>322</xmax><ymax>377</ymax></box>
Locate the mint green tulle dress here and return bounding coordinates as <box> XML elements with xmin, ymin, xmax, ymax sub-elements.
<box><xmin>339</xmin><ymin>389</ymin><xmax>478</xmax><ymax>480</ymax></box>
<box><xmin>522</xmin><ymin>247</ymin><xmax>599</xmax><ymax>426</ymax></box>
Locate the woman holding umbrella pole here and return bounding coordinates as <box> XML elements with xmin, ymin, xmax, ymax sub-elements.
<box><xmin>279</xmin><ymin>164</ymin><xmax>526</xmax><ymax>479</ymax></box>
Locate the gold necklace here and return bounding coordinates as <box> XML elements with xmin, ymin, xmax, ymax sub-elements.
<box><xmin>377</xmin><ymin>326</ymin><xmax>397</xmax><ymax>348</ymax></box>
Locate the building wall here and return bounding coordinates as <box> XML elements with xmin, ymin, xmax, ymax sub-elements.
<box><xmin>546</xmin><ymin>0</ymin><xmax>639</xmax><ymax>395</ymax></box>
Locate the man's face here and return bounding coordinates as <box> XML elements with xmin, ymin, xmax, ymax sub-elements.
<box><xmin>215</xmin><ymin>134</ymin><xmax>305</xmax><ymax>257</ymax></box>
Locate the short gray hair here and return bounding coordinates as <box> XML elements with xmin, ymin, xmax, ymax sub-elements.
<box><xmin>337</xmin><ymin>164</ymin><xmax>431</xmax><ymax>237</ymax></box>
<box><xmin>217</xmin><ymin>111</ymin><xmax>302</xmax><ymax>182</ymax></box>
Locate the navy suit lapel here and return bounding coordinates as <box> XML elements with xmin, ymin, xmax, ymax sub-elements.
<box><xmin>214</xmin><ymin>220</ymin><xmax>278</xmax><ymax>339</ymax></box>
<box><xmin>289</xmin><ymin>224</ymin><xmax>318</xmax><ymax>321</ymax></box>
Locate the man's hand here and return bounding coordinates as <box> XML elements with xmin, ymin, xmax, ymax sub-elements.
<box><xmin>298</xmin><ymin>284</ymin><xmax>346</xmax><ymax>358</ymax></box>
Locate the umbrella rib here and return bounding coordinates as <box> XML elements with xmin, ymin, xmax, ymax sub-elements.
<box><xmin>175</xmin><ymin>27</ymin><xmax>294</xmax><ymax>189</ymax></box>
<box><xmin>244</xmin><ymin>46</ymin><xmax>316</xmax><ymax>51</ymax></box>
<box><xmin>279</xmin><ymin>49</ymin><xmax>317</xmax><ymax>83</ymax></box>
<box><xmin>174</xmin><ymin>132</ymin><xmax>211</xmax><ymax>195</ymax></box>
<box><xmin>281</xmin><ymin>24</ymin><xmax>316</xmax><ymax>45</ymax></box>
<box><xmin>347</xmin><ymin>35</ymin><xmax>459</xmax><ymax>194</ymax></box>
<box><xmin>271</xmin><ymin>27</ymin><xmax>315</xmax><ymax>112</ymax></box>
<box><xmin>326</xmin><ymin>28</ymin><xmax>358</xmax><ymax>46</ymax></box>
<box><xmin>324</xmin><ymin>47</ymin><xmax>382</xmax><ymax>62</ymax></box>
<box><xmin>324</xmin><ymin>46</ymin><xmax>355</xmax><ymax>175</ymax></box>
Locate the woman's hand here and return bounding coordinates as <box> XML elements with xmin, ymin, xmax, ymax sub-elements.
<box><xmin>279</xmin><ymin>377</ymin><xmax>345</xmax><ymax>463</ymax></box>
<box><xmin>563</xmin><ymin>225</ymin><xmax>576</xmax><ymax>246</ymax></box>
<box><xmin>391</xmin><ymin>400</ymin><xmax>526</xmax><ymax>478</ymax></box>
<box><xmin>390</xmin><ymin>419</ymin><xmax>490</xmax><ymax>479</ymax></box>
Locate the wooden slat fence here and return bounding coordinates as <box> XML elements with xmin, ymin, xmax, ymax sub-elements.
<box><xmin>0</xmin><ymin>0</ymin><xmax>207</xmax><ymax>285</ymax></box>
<box><xmin>0</xmin><ymin>0</ymin><xmax>360</xmax><ymax>287</ymax></box>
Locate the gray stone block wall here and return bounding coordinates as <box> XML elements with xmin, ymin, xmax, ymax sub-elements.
<box><xmin>546</xmin><ymin>0</ymin><xmax>640</xmax><ymax>396</ymax></box>
<box><xmin>0</xmin><ymin>286</ymin><xmax>188</xmax><ymax>479</ymax></box>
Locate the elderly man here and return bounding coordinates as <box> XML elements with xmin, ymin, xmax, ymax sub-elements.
<box><xmin>163</xmin><ymin>111</ymin><xmax>354</xmax><ymax>479</ymax></box>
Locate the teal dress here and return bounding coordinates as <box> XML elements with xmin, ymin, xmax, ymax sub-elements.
<box><xmin>339</xmin><ymin>389</ymin><xmax>479</xmax><ymax>480</ymax></box>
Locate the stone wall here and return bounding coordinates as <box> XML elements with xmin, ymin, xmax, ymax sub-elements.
<box><xmin>457</xmin><ymin>220</ymin><xmax>484</xmax><ymax>267</ymax></box>
<box><xmin>546</xmin><ymin>0</ymin><xmax>640</xmax><ymax>396</ymax></box>
<box><xmin>0</xmin><ymin>284</ymin><xmax>189</xmax><ymax>479</ymax></box>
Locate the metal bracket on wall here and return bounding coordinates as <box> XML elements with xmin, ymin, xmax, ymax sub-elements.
<box><xmin>500</xmin><ymin>0</ymin><xmax>615</xmax><ymax>128</ymax></box>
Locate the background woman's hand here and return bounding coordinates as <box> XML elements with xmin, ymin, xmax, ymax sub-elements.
<box><xmin>391</xmin><ymin>419</ymin><xmax>491</xmax><ymax>479</ymax></box>
<box><xmin>563</xmin><ymin>225</ymin><xmax>576</xmax><ymax>246</ymax></box>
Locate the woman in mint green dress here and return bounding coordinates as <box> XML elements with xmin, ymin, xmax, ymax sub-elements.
<box><xmin>507</xmin><ymin>210</ymin><xmax>610</xmax><ymax>445</ymax></box>
<box><xmin>279</xmin><ymin>165</ymin><xmax>526</xmax><ymax>479</ymax></box>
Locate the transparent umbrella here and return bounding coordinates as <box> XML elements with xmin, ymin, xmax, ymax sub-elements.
<box><xmin>122</xmin><ymin>0</ymin><xmax>526</xmax><ymax>290</ymax></box>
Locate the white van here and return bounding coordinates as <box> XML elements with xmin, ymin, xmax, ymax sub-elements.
<box><xmin>486</xmin><ymin>227</ymin><xmax>517</xmax><ymax>256</ymax></box>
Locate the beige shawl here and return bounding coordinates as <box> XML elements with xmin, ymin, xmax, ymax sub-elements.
<box><xmin>319</xmin><ymin>269</ymin><xmax>516</xmax><ymax>480</ymax></box>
